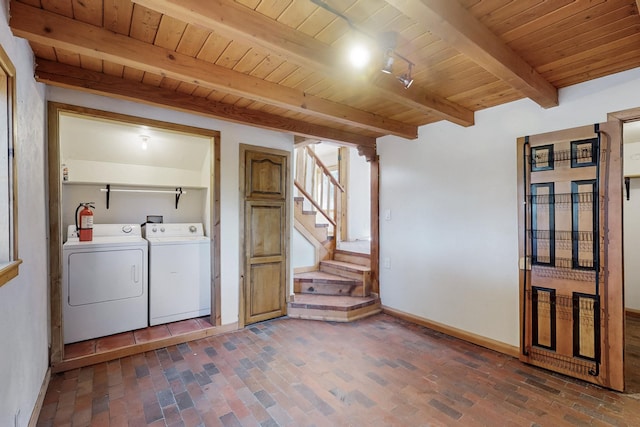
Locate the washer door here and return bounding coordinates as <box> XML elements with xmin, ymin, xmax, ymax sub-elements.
<box><xmin>67</xmin><ymin>248</ymin><xmax>145</xmax><ymax>306</ymax></box>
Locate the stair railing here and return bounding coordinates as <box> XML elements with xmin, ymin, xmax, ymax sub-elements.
<box><xmin>294</xmin><ymin>146</ymin><xmax>345</xmax><ymax>241</ymax></box>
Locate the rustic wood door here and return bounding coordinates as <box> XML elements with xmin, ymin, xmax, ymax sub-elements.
<box><xmin>517</xmin><ymin>122</ymin><xmax>624</xmax><ymax>391</ymax></box>
<box><xmin>240</xmin><ymin>145</ymin><xmax>289</xmax><ymax>326</ymax></box>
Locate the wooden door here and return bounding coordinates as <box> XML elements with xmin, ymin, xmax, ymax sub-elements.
<box><xmin>240</xmin><ymin>146</ymin><xmax>289</xmax><ymax>325</ymax></box>
<box><xmin>517</xmin><ymin>122</ymin><xmax>624</xmax><ymax>391</ymax></box>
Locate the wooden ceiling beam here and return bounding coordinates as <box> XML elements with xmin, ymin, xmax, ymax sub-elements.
<box><xmin>384</xmin><ymin>0</ymin><xmax>559</xmax><ymax>108</ymax></box>
<box><xmin>294</xmin><ymin>136</ymin><xmax>321</xmax><ymax>147</ymax></box>
<box><xmin>10</xmin><ymin>2</ymin><xmax>412</xmax><ymax>139</ymax></box>
<box><xmin>131</xmin><ymin>0</ymin><xmax>474</xmax><ymax>127</ymax></box>
<box><xmin>35</xmin><ymin>59</ymin><xmax>375</xmax><ymax>147</ymax></box>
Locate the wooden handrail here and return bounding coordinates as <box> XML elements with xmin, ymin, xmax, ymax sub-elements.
<box><xmin>304</xmin><ymin>147</ymin><xmax>345</xmax><ymax>193</ymax></box>
<box><xmin>294</xmin><ymin>180</ymin><xmax>337</xmax><ymax>227</ymax></box>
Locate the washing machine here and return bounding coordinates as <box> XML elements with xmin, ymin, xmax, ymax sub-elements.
<box><xmin>144</xmin><ymin>223</ymin><xmax>211</xmax><ymax>326</ymax></box>
<box><xmin>63</xmin><ymin>224</ymin><xmax>148</xmax><ymax>344</ymax></box>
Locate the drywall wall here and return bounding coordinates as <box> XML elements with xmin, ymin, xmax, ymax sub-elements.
<box><xmin>47</xmin><ymin>86</ymin><xmax>294</xmax><ymax>326</ymax></box>
<box><xmin>378</xmin><ymin>67</ymin><xmax>640</xmax><ymax>348</ymax></box>
<box><xmin>347</xmin><ymin>147</ymin><xmax>370</xmax><ymax>241</ymax></box>
<box><xmin>61</xmin><ymin>185</ymin><xmax>207</xmax><ymax>236</ymax></box>
<box><xmin>292</xmin><ymin>229</ymin><xmax>316</xmax><ymax>269</ymax></box>
<box><xmin>62</xmin><ymin>159</ymin><xmax>207</xmax><ymax>187</ymax></box>
<box><xmin>0</xmin><ymin>2</ymin><xmax>49</xmax><ymax>425</ymax></box>
<box><xmin>625</xmin><ymin>141</ymin><xmax>640</xmax><ymax>176</ymax></box>
<box><xmin>624</xmin><ymin>178</ymin><xmax>640</xmax><ymax>311</ymax></box>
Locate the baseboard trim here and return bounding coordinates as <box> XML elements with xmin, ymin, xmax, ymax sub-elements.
<box><xmin>381</xmin><ymin>305</ymin><xmax>520</xmax><ymax>358</ymax></box>
<box><xmin>28</xmin><ymin>367</ymin><xmax>51</xmax><ymax>427</ymax></box>
<box><xmin>626</xmin><ymin>308</ymin><xmax>640</xmax><ymax>318</ymax></box>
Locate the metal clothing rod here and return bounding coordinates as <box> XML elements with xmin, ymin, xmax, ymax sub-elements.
<box><xmin>100</xmin><ymin>188</ymin><xmax>187</xmax><ymax>195</ymax></box>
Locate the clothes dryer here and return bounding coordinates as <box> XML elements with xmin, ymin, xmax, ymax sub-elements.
<box><xmin>144</xmin><ymin>223</ymin><xmax>211</xmax><ymax>326</ymax></box>
<box><xmin>62</xmin><ymin>224</ymin><xmax>148</xmax><ymax>344</ymax></box>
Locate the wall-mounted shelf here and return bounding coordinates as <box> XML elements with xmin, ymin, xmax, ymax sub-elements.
<box><xmin>528</xmin><ymin>230</ymin><xmax>593</xmax><ymax>241</ymax></box>
<box><xmin>100</xmin><ymin>185</ymin><xmax>186</xmax><ymax>209</ymax></box>
<box><xmin>532</xmin><ymin>256</ymin><xmax>595</xmax><ymax>270</ymax></box>
<box><xmin>529</xmin><ymin>138</ymin><xmax>598</xmax><ymax>171</ymax></box>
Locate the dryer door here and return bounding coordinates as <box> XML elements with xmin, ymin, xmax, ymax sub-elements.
<box><xmin>67</xmin><ymin>248</ymin><xmax>145</xmax><ymax>306</ymax></box>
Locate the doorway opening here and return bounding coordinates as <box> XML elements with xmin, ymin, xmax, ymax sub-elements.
<box><xmin>622</xmin><ymin>119</ymin><xmax>640</xmax><ymax>392</ymax></box>
<box><xmin>290</xmin><ymin>141</ymin><xmax>380</xmax><ymax>321</ymax></box>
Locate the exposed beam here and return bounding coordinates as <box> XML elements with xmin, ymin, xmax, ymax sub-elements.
<box><xmin>35</xmin><ymin>60</ymin><xmax>375</xmax><ymax>147</ymax></box>
<box><xmin>293</xmin><ymin>136</ymin><xmax>321</xmax><ymax>147</ymax></box>
<box><xmin>384</xmin><ymin>0</ymin><xmax>558</xmax><ymax>108</ymax></box>
<box><xmin>10</xmin><ymin>2</ymin><xmax>414</xmax><ymax>139</ymax></box>
<box><xmin>131</xmin><ymin>0</ymin><xmax>474</xmax><ymax>127</ymax></box>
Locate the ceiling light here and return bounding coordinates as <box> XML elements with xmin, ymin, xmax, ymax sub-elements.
<box><xmin>310</xmin><ymin>1</ymin><xmax>417</xmax><ymax>88</ymax></box>
<box><xmin>139</xmin><ymin>135</ymin><xmax>149</xmax><ymax>150</ymax></box>
<box><xmin>381</xmin><ymin>49</ymin><xmax>394</xmax><ymax>74</ymax></box>
<box><xmin>349</xmin><ymin>44</ymin><xmax>371</xmax><ymax>69</ymax></box>
<box><xmin>398</xmin><ymin>64</ymin><xmax>414</xmax><ymax>89</ymax></box>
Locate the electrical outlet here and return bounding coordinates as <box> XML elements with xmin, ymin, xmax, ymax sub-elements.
<box><xmin>384</xmin><ymin>209</ymin><xmax>391</xmax><ymax>221</ymax></box>
<box><xmin>383</xmin><ymin>257</ymin><xmax>391</xmax><ymax>269</ymax></box>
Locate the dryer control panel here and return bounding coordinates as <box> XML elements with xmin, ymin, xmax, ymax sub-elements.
<box><xmin>144</xmin><ymin>223</ymin><xmax>205</xmax><ymax>239</ymax></box>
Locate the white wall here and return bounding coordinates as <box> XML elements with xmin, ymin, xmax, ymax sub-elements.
<box><xmin>378</xmin><ymin>67</ymin><xmax>640</xmax><ymax>348</ymax></box>
<box><xmin>61</xmin><ymin>185</ymin><xmax>207</xmax><ymax>236</ymax></box>
<box><xmin>292</xmin><ymin>229</ymin><xmax>315</xmax><ymax>269</ymax></box>
<box><xmin>624</xmin><ymin>178</ymin><xmax>640</xmax><ymax>311</ymax></box>
<box><xmin>347</xmin><ymin>148</ymin><xmax>370</xmax><ymax>241</ymax></box>
<box><xmin>47</xmin><ymin>86</ymin><xmax>294</xmax><ymax>326</ymax></box>
<box><xmin>63</xmin><ymin>159</ymin><xmax>207</xmax><ymax>187</ymax></box>
<box><xmin>0</xmin><ymin>2</ymin><xmax>49</xmax><ymax>425</ymax></box>
<box><xmin>624</xmin><ymin>141</ymin><xmax>640</xmax><ymax>176</ymax></box>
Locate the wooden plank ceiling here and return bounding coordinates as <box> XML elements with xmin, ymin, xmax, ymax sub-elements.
<box><xmin>9</xmin><ymin>0</ymin><xmax>640</xmax><ymax>148</ymax></box>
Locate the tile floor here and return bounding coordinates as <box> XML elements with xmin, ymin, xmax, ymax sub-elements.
<box><xmin>65</xmin><ymin>318</ymin><xmax>213</xmax><ymax>360</ymax></box>
<box><xmin>39</xmin><ymin>314</ymin><xmax>640</xmax><ymax>426</ymax></box>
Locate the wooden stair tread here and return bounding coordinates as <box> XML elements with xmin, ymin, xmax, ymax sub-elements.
<box><xmin>334</xmin><ymin>249</ymin><xmax>370</xmax><ymax>258</ymax></box>
<box><xmin>290</xmin><ymin>293</ymin><xmax>379</xmax><ymax>311</ymax></box>
<box><xmin>294</xmin><ymin>271</ymin><xmax>356</xmax><ymax>284</ymax></box>
<box><xmin>321</xmin><ymin>260</ymin><xmax>371</xmax><ymax>272</ymax></box>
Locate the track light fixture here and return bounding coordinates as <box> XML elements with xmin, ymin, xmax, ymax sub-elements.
<box><xmin>381</xmin><ymin>49</ymin><xmax>394</xmax><ymax>74</ymax></box>
<box><xmin>311</xmin><ymin>0</ymin><xmax>417</xmax><ymax>89</ymax></box>
<box><xmin>381</xmin><ymin>45</ymin><xmax>414</xmax><ymax>89</ymax></box>
<box><xmin>398</xmin><ymin>64</ymin><xmax>414</xmax><ymax>89</ymax></box>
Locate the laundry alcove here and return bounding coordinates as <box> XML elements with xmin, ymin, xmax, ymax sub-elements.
<box><xmin>47</xmin><ymin>102</ymin><xmax>221</xmax><ymax>369</ymax></box>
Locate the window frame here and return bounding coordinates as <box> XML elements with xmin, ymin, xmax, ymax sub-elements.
<box><xmin>0</xmin><ymin>45</ymin><xmax>21</xmax><ymax>287</ymax></box>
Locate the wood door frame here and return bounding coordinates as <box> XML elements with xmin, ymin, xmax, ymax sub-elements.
<box><xmin>238</xmin><ymin>144</ymin><xmax>291</xmax><ymax>329</ymax></box>
<box><xmin>46</xmin><ymin>102</ymin><xmax>221</xmax><ymax>365</ymax></box>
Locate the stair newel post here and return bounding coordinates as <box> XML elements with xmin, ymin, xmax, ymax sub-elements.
<box><xmin>320</xmin><ymin>167</ymin><xmax>326</xmax><ymax>218</ymax></box>
<box><xmin>311</xmin><ymin>148</ymin><xmax>317</xmax><ymax>206</ymax></box>
<box><xmin>295</xmin><ymin>146</ymin><xmax>304</xmax><ymax>188</ymax></box>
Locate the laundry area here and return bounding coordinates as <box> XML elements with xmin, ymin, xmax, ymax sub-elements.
<box><xmin>56</xmin><ymin>107</ymin><xmax>216</xmax><ymax>347</ymax></box>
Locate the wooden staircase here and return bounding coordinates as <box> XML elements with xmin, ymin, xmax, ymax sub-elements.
<box><xmin>294</xmin><ymin>251</ymin><xmax>372</xmax><ymax>297</ymax></box>
<box><xmin>290</xmin><ymin>249</ymin><xmax>380</xmax><ymax>322</ymax></box>
<box><xmin>291</xmin><ymin>145</ymin><xmax>380</xmax><ymax>322</ymax></box>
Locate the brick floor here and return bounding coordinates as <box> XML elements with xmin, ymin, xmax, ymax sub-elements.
<box><xmin>37</xmin><ymin>314</ymin><xmax>640</xmax><ymax>426</ymax></box>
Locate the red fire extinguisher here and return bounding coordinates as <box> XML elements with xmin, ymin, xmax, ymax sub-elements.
<box><xmin>75</xmin><ymin>202</ymin><xmax>95</xmax><ymax>242</ymax></box>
